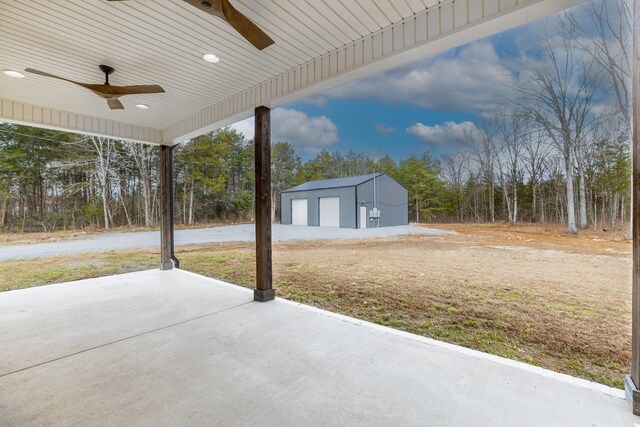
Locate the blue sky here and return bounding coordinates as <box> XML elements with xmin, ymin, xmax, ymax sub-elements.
<box><xmin>295</xmin><ymin>98</ymin><xmax>477</xmax><ymax>160</ymax></box>
<box><xmin>231</xmin><ymin>0</ymin><xmax>612</xmax><ymax>162</ymax></box>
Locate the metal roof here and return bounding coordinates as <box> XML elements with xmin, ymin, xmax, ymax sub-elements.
<box><xmin>282</xmin><ymin>173</ymin><xmax>385</xmax><ymax>193</ymax></box>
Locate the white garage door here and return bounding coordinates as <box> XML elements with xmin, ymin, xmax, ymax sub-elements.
<box><xmin>291</xmin><ymin>199</ymin><xmax>308</xmax><ymax>226</ymax></box>
<box><xmin>319</xmin><ymin>197</ymin><xmax>340</xmax><ymax>227</ymax></box>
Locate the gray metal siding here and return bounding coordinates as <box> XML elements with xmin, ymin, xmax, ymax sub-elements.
<box><xmin>281</xmin><ymin>187</ymin><xmax>357</xmax><ymax>228</ymax></box>
<box><xmin>356</xmin><ymin>175</ymin><xmax>408</xmax><ymax>227</ymax></box>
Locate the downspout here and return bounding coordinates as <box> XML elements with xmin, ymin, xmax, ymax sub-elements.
<box><xmin>355</xmin><ymin>186</ymin><xmax>358</xmax><ymax>229</ymax></box>
<box><xmin>373</xmin><ymin>171</ymin><xmax>377</xmax><ymax>227</ymax></box>
<box><xmin>170</xmin><ymin>145</ymin><xmax>180</xmax><ymax>269</ymax></box>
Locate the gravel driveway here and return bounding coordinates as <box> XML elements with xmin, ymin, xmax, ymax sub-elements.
<box><xmin>0</xmin><ymin>224</ymin><xmax>451</xmax><ymax>261</ymax></box>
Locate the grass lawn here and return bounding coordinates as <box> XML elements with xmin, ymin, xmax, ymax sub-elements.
<box><xmin>0</xmin><ymin>223</ymin><xmax>631</xmax><ymax>389</ymax></box>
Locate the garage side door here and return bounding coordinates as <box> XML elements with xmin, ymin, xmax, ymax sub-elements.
<box><xmin>291</xmin><ymin>199</ymin><xmax>308</xmax><ymax>226</ymax></box>
<box><xmin>319</xmin><ymin>197</ymin><xmax>340</xmax><ymax>227</ymax></box>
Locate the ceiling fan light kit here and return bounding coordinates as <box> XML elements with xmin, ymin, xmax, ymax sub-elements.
<box><xmin>3</xmin><ymin>70</ymin><xmax>25</xmax><ymax>78</ymax></box>
<box><xmin>203</xmin><ymin>53</ymin><xmax>220</xmax><ymax>63</ymax></box>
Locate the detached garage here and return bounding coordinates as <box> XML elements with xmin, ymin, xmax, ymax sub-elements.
<box><xmin>281</xmin><ymin>173</ymin><xmax>408</xmax><ymax>229</ymax></box>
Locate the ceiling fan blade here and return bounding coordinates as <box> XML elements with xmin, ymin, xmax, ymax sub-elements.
<box><xmin>26</xmin><ymin>68</ymin><xmax>105</xmax><ymax>94</ymax></box>
<box><xmin>111</xmin><ymin>85</ymin><xmax>165</xmax><ymax>95</ymax></box>
<box><xmin>220</xmin><ymin>0</ymin><xmax>274</xmax><ymax>50</ymax></box>
<box><xmin>107</xmin><ymin>98</ymin><xmax>125</xmax><ymax>110</ymax></box>
<box><xmin>181</xmin><ymin>0</ymin><xmax>274</xmax><ymax>50</ymax></box>
<box><xmin>24</xmin><ymin>68</ymin><xmax>80</xmax><ymax>85</ymax></box>
<box><xmin>108</xmin><ymin>1</ymin><xmax>274</xmax><ymax>50</ymax></box>
<box><xmin>84</xmin><ymin>84</ymin><xmax>165</xmax><ymax>96</ymax></box>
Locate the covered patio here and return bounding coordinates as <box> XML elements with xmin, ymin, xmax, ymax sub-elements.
<box><xmin>2</xmin><ymin>0</ymin><xmax>640</xmax><ymax>422</ymax></box>
<box><xmin>0</xmin><ymin>269</ymin><xmax>632</xmax><ymax>425</ymax></box>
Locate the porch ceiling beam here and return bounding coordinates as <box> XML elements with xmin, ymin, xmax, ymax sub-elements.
<box><xmin>162</xmin><ymin>0</ymin><xmax>585</xmax><ymax>144</ymax></box>
<box><xmin>0</xmin><ymin>98</ymin><xmax>163</xmax><ymax>145</ymax></box>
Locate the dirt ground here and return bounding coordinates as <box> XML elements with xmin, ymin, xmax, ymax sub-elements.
<box><xmin>430</xmin><ymin>222</ymin><xmax>631</xmax><ymax>255</ymax></box>
<box><xmin>0</xmin><ymin>222</ymin><xmax>632</xmax><ymax>388</ymax></box>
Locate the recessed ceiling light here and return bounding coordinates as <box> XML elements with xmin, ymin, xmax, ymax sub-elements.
<box><xmin>203</xmin><ymin>53</ymin><xmax>220</xmax><ymax>63</ymax></box>
<box><xmin>3</xmin><ymin>70</ymin><xmax>25</xmax><ymax>78</ymax></box>
<box><xmin>136</xmin><ymin>104</ymin><xmax>150</xmax><ymax>110</ymax></box>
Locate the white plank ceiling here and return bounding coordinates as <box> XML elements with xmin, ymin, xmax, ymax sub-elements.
<box><xmin>0</xmin><ymin>0</ymin><xmax>585</xmax><ymax>144</ymax></box>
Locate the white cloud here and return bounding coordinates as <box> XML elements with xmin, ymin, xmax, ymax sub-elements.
<box><xmin>230</xmin><ymin>118</ymin><xmax>255</xmax><ymax>141</ymax></box>
<box><xmin>302</xmin><ymin>96</ymin><xmax>328</xmax><ymax>108</ymax></box>
<box><xmin>272</xmin><ymin>109</ymin><xmax>338</xmax><ymax>151</ymax></box>
<box><xmin>329</xmin><ymin>41</ymin><xmax>515</xmax><ymax>114</ymax></box>
<box><xmin>230</xmin><ymin>108</ymin><xmax>338</xmax><ymax>152</ymax></box>
<box><xmin>407</xmin><ymin>121</ymin><xmax>479</xmax><ymax>147</ymax></box>
<box><xmin>374</xmin><ymin>123</ymin><xmax>396</xmax><ymax>134</ymax></box>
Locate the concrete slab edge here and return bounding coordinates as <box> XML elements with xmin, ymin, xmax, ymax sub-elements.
<box><xmin>174</xmin><ymin>269</ymin><xmax>626</xmax><ymax>401</ymax></box>
<box><xmin>0</xmin><ymin>269</ymin><xmax>164</xmax><ymax>294</ymax></box>
<box><xmin>290</xmin><ymin>299</ymin><xmax>626</xmax><ymax>400</ymax></box>
<box><xmin>7</xmin><ymin>268</ymin><xmax>623</xmax><ymax>401</ymax></box>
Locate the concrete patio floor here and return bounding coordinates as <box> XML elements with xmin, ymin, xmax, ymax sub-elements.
<box><xmin>0</xmin><ymin>270</ymin><xmax>634</xmax><ymax>426</ymax></box>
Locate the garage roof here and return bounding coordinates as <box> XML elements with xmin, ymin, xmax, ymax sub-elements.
<box><xmin>0</xmin><ymin>0</ymin><xmax>584</xmax><ymax>145</ymax></box>
<box><xmin>283</xmin><ymin>173</ymin><xmax>385</xmax><ymax>193</ymax></box>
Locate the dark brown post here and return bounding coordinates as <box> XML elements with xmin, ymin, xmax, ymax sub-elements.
<box><xmin>626</xmin><ymin>0</ymin><xmax>640</xmax><ymax>415</ymax></box>
<box><xmin>254</xmin><ymin>106</ymin><xmax>274</xmax><ymax>301</ymax></box>
<box><xmin>159</xmin><ymin>144</ymin><xmax>173</xmax><ymax>271</ymax></box>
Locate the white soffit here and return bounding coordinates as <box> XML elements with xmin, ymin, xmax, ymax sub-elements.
<box><xmin>0</xmin><ymin>0</ymin><xmax>586</xmax><ymax>145</ymax></box>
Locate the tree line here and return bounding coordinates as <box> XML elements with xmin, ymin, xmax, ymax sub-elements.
<box><xmin>0</xmin><ymin>0</ymin><xmax>631</xmax><ymax>234</ymax></box>
<box><xmin>0</xmin><ymin>119</ymin><xmax>630</xmax><ymax>233</ymax></box>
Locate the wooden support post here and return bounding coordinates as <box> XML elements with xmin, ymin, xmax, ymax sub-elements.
<box><xmin>254</xmin><ymin>106</ymin><xmax>275</xmax><ymax>302</ymax></box>
<box><xmin>626</xmin><ymin>0</ymin><xmax>640</xmax><ymax>415</ymax></box>
<box><xmin>159</xmin><ymin>144</ymin><xmax>173</xmax><ymax>271</ymax></box>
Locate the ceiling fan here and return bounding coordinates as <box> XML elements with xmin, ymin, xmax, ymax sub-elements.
<box><xmin>24</xmin><ymin>65</ymin><xmax>165</xmax><ymax>110</ymax></box>
<box><xmin>107</xmin><ymin>0</ymin><xmax>275</xmax><ymax>51</ymax></box>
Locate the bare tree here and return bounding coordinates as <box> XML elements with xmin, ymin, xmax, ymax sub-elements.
<box><xmin>87</xmin><ymin>136</ymin><xmax>115</xmax><ymax>230</ymax></box>
<box><xmin>523</xmin><ymin>131</ymin><xmax>553</xmax><ymax>222</ymax></box>
<box><xmin>468</xmin><ymin>120</ymin><xmax>498</xmax><ymax>222</ymax></box>
<box><xmin>572</xmin><ymin>0</ymin><xmax>632</xmax><ymax>233</ymax></box>
<box><xmin>126</xmin><ymin>143</ymin><xmax>156</xmax><ymax>227</ymax></box>
<box><xmin>572</xmin><ymin>0</ymin><xmax>632</xmax><ymax>126</ymax></box>
<box><xmin>496</xmin><ymin>111</ymin><xmax>526</xmax><ymax>224</ymax></box>
<box><xmin>114</xmin><ymin>163</ymin><xmax>132</xmax><ymax>228</ymax></box>
<box><xmin>520</xmin><ymin>16</ymin><xmax>601</xmax><ymax>234</ymax></box>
